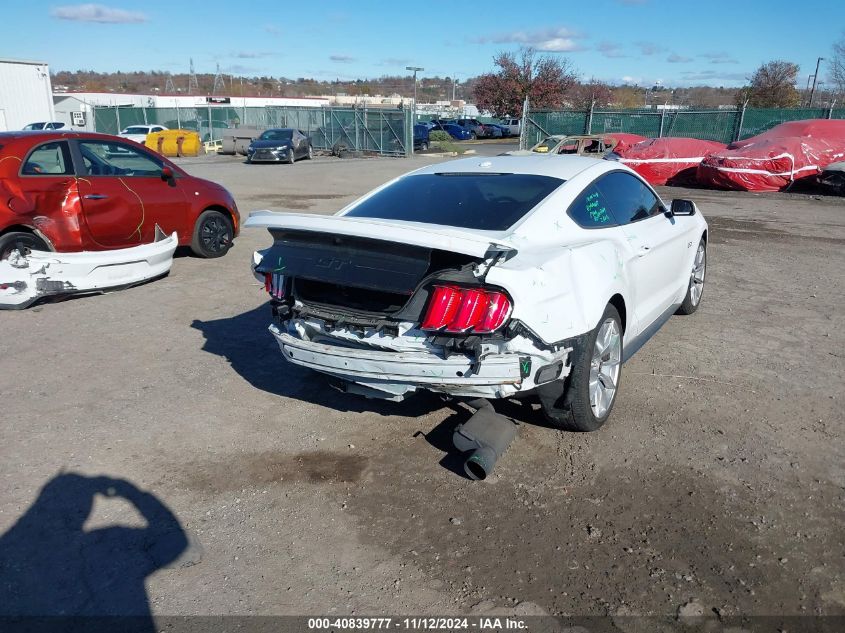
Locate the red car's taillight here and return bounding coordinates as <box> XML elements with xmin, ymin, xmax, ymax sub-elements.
<box><xmin>420</xmin><ymin>285</ymin><xmax>512</xmax><ymax>334</ymax></box>
<box><xmin>264</xmin><ymin>272</ymin><xmax>285</xmax><ymax>299</ymax></box>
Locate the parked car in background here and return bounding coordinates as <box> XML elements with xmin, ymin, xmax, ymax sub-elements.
<box><xmin>481</xmin><ymin>123</ymin><xmax>505</xmax><ymax>138</ymax></box>
<box><xmin>118</xmin><ymin>124</ymin><xmax>168</xmax><ymax>144</ymax></box>
<box><xmin>247</xmin><ymin>155</ymin><xmax>708</xmax><ymax>432</ymax></box>
<box><xmin>506</xmin><ymin>134</ymin><xmax>620</xmax><ymax>157</ymax></box>
<box><xmin>413</xmin><ymin>124</ymin><xmax>430</xmax><ymax>151</ymax></box>
<box><xmin>500</xmin><ymin>118</ymin><xmax>521</xmax><ymax>136</ymax></box>
<box><xmin>247</xmin><ymin>128</ymin><xmax>312</xmax><ymax>164</ymax></box>
<box><xmin>22</xmin><ymin>122</ymin><xmax>65</xmax><ymax>131</ymax></box>
<box><xmin>484</xmin><ymin>123</ymin><xmax>507</xmax><ymax>138</ymax></box>
<box><xmin>456</xmin><ymin>118</ymin><xmax>486</xmax><ymax>139</ymax></box>
<box><xmin>430</xmin><ymin>121</ymin><xmax>473</xmax><ymax>141</ymax></box>
<box><xmin>0</xmin><ymin>131</ymin><xmax>239</xmax><ymax>260</ymax></box>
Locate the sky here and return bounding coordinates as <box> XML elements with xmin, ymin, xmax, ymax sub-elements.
<box><xmin>3</xmin><ymin>0</ymin><xmax>844</xmax><ymax>89</ymax></box>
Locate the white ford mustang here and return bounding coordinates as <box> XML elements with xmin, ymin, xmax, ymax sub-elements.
<box><xmin>247</xmin><ymin>155</ymin><xmax>708</xmax><ymax>431</ymax></box>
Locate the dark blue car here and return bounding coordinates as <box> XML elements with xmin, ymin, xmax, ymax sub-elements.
<box><xmin>413</xmin><ymin>124</ymin><xmax>430</xmax><ymax>151</ymax></box>
<box><xmin>429</xmin><ymin>121</ymin><xmax>473</xmax><ymax>141</ymax></box>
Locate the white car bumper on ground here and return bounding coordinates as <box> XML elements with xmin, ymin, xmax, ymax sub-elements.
<box><xmin>269</xmin><ymin>322</ymin><xmax>568</xmax><ymax>400</ymax></box>
<box><xmin>0</xmin><ymin>229</ymin><xmax>178</xmax><ymax>309</ymax></box>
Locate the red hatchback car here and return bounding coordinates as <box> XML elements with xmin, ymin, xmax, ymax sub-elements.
<box><xmin>0</xmin><ymin>131</ymin><xmax>239</xmax><ymax>259</ymax></box>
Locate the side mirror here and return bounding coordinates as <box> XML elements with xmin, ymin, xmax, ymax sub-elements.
<box><xmin>670</xmin><ymin>199</ymin><xmax>696</xmax><ymax>216</ymax></box>
<box><xmin>160</xmin><ymin>166</ymin><xmax>175</xmax><ymax>183</ymax></box>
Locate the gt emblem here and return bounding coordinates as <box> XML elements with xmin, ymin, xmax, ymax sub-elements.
<box><xmin>315</xmin><ymin>257</ymin><xmax>350</xmax><ymax>270</ymax></box>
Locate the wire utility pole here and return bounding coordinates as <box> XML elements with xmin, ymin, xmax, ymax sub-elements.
<box><xmin>809</xmin><ymin>57</ymin><xmax>824</xmax><ymax>107</ymax></box>
<box><xmin>406</xmin><ymin>66</ymin><xmax>424</xmax><ymax>119</ymax></box>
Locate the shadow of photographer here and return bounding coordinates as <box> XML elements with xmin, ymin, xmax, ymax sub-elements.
<box><xmin>0</xmin><ymin>472</ymin><xmax>188</xmax><ymax>632</ymax></box>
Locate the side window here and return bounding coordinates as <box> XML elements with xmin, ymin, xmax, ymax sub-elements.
<box><xmin>21</xmin><ymin>141</ymin><xmax>74</xmax><ymax>176</ymax></box>
<box><xmin>78</xmin><ymin>141</ymin><xmax>164</xmax><ymax>177</ymax></box>
<box><xmin>567</xmin><ymin>181</ymin><xmax>619</xmax><ymax>229</ymax></box>
<box><xmin>596</xmin><ymin>171</ymin><xmax>662</xmax><ymax>224</ymax></box>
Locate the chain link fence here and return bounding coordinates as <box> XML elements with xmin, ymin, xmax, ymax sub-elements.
<box><xmin>521</xmin><ymin>104</ymin><xmax>845</xmax><ymax>148</ymax></box>
<box><xmin>93</xmin><ymin>105</ymin><xmax>413</xmax><ymax>156</ymax></box>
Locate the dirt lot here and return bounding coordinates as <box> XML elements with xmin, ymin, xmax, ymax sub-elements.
<box><xmin>1</xmin><ymin>153</ymin><xmax>843</xmax><ymax>623</ymax></box>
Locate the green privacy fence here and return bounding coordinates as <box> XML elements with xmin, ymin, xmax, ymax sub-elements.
<box><xmin>522</xmin><ymin>105</ymin><xmax>845</xmax><ymax>148</ymax></box>
<box><xmin>93</xmin><ymin>105</ymin><xmax>414</xmax><ymax>156</ymax></box>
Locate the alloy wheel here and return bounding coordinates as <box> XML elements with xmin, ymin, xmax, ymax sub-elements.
<box><xmin>690</xmin><ymin>242</ymin><xmax>706</xmax><ymax>306</ymax></box>
<box><xmin>589</xmin><ymin>318</ymin><xmax>622</xmax><ymax>419</ymax></box>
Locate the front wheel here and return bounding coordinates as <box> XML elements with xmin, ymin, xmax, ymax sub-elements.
<box><xmin>191</xmin><ymin>209</ymin><xmax>233</xmax><ymax>258</ymax></box>
<box><xmin>542</xmin><ymin>304</ymin><xmax>623</xmax><ymax>432</ymax></box>
<box><xmin>470</xmin><ymin>132</ymin><xmax>477</xmax><ymax>140</ymax></box>
<box><xmin>676</xmin><ymin>238</ymin><xmax>706</xmax><ymax>315</ymax></box>
<box><xmin>287</xmin><ymin>148</ymin><xmax>295</xmax><ymax>164</ymax></box>
<box><xmin>0</xmin><ymin>232</ymin><xmax>49</xmax><ymax>260</ymax></box>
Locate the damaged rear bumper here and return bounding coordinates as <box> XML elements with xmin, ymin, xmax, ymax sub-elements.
<box><xmin>269</xmin><ymin>322</ymin><xmax>568</xmax><ymax>401</ymax></box>
<box><xmin>0</xmin><ymin>229</ymin><xmax>178</xmax><ymax>309</ymax></box>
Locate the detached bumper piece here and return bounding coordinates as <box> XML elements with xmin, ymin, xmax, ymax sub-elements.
<box><xmin>270</xmin><ymin>324</ymin><xmax>523</xmax><ymax>400</ymax></box>
<box><xmin>0</xmin><ymin>228</ymin><xmax>178</xmax><ymax>310</ymax></box>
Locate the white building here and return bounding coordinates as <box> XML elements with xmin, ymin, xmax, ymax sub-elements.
<box><xmin>0</xmin><ymin>59</ymin><xmax>55</xmax><ymax>131</ymax></box>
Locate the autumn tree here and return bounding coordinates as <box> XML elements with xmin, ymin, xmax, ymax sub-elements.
<box><xmin>472</xmin><ymin>47</ymin><xmax>577</xmax><ymax>117</ymax></box>
<box><xmin>568</xmin><ymin>78</ymin><xmax>613</xmax><ymax>109</ymax></box>
<box><xmin>831</xmin><ymin>33</ymin><xmax>845</xmax><ymax>96</ymax></box>
<box><xmin>737</xmin><ymin>60</ymin><xmax>800</xmax><ymax>107</ymax></box>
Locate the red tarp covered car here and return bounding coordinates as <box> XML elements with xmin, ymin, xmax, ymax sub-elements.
<box><xmin>603</xmin><ymin>133</ymin><xmax>648</xmax><ymax>154</ymax></box>
<box><xmin>697</xmin><ymin>119</ymin><xmax>845</xmax><ymax>192</ymax></box>
<box><xmin>608</xmin><ymin>137</ymin><xmax>726</xmax><ymax>186</ymax></box>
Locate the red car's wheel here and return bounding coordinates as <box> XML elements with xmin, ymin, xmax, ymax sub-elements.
<box><xmin>191</xmin><ymin>210</ymin><xmax>233</xmax><ymax>258</ymax></box>
<box><xmin>0</xmin><ymin>232</ymin><xmax>49</xmax><ymax>260</ymax></box>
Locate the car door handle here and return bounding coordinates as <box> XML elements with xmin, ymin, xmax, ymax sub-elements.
<box><xmin>637</xmin><ymin>245</ymin><xmax>651</xmax><ymax>257</ymax></box>
<box><xmin>83</xmin><ymin>194</ymin><xmax>108</xmax><ymax>200</ymax></box>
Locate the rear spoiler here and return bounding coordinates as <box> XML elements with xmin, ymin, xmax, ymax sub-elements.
<box><xmin>245</xmin><ymin>210</ymin><xmax>517</xmax><ymax>259</ymax></box>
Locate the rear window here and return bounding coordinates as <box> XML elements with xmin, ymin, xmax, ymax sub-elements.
<box><xmin>345</xmin><ymin>173</ymin><xmax>564</xmax><ymax>231</ymax></box>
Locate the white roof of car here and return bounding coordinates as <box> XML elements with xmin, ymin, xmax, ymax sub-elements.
<box><xmin>410</xmin><ymin>154</ymin><xmax>617</xmax><ymax>181</ymax></box>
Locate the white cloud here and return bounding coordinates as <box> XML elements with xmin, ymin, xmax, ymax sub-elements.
<box><xmin>679</xmin><ymin>69</ymin><xmax>748</xmax><ymax>83</ymax></box>
<box><xmin>329</xmin><ymin>55</ymin><xmax>356</xmax><ymax>63</ymax></box>
<box><xmin>233</xmin><ymin>52</ymin><xmax>273</xmax><ymax>59</ymax></box>
<box><xmin>667</xmin><ymin>53</ymin><xmax>693</xmax><ymax>63</ymax></box>
<box><xmin>701</xmin><ymin>52</ymin><xmax>739</xmax><ymax>65</ymax></box>
<box><xmin>597</xmin><ymin>41</ymin><xmax>626</xmax><ymax>58</ymax></box>
<box><xmin>474</xmin><ymin>27</ymin><xmax>587</xmax><ymax>52</ymax></box>
<box><xmin>51</xmin><ymin>3</ymin><xmax>147</xmax><ymax>23</ymax></box>
<box><xmin>635</xmin><ymin>41</ymin><xmax>665</xmax><ymax>56</ymax></box>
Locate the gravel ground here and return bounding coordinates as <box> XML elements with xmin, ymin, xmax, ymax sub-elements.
<box><xmin>0</xmin><ymin>153</ymin><xmax>843</xmax><ymax>623</ymax></box>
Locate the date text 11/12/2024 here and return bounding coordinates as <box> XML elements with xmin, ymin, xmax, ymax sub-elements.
<box><xmin>307</xmin><ymin>617</ymin><xmax>528</xmax><ymax>630</ymax></box>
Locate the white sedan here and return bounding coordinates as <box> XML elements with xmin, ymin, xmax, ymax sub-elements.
<box><xmin>247</xmin><ymin>155</ymin><xmax>708</xmax><ymax>431</ymax></box>
<box><xmin>118</xmin><ymin>124</ymin><xmax>168</xmax><ymax>144</ymax></box>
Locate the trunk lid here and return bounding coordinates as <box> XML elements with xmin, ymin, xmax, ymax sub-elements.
<box><xmin>245</xmin><ymin>211</ymin><xmax>516</xmax><ymax>259</ymax></box>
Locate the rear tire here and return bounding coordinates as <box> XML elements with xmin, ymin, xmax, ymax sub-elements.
<box><xmin>306</xmin><ymin>144</ymin><xmax>313</xmax><ymax>159</ymax></box>
<box><xmin>542</xmin><ymin>304</ymin><xmax>623</xmax><ymax>432</ymax></box>
<box><xmin>0</xmin><ymin>232</ymin><xmax>49</xmax><ymax>260</ymax></box>
<box><xmin>190</xmin><ymin>210</ymin><xmax>233</xmax><ymax>258</ymax></box>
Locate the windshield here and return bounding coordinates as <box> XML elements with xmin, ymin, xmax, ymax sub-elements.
<box><xmin>259</xmin><ymin>129</ymin><xmax>293</xmax><ymax>141</ymax></box>
<box><xmin>122</xmin><ymin>126</ymin><xmax>150</xmax><ymax>134</ymax></box>
<box><xmin>532</xmin><ymin>137</ymin><xmax>563</xmax><ymax>153</ymax></box>
<box><xmin>345</xmin><ymin>173</ymin><xmax>564</xmax><ymax>231</ymax></box>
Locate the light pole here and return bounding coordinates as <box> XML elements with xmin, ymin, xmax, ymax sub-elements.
<box><xmin>406</xmin><ymin>66</ymin><xmax>424</xmax><ymax>119</ymax></box>
<box><xmin>809</xmin><ymin>57</ymin><xmax>824</xmax><ymax>107</ymax></box>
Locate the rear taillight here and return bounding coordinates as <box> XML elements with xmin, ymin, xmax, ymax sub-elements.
<box><xmin>264</xmin><ymin>272</ymin><xmax>285</xmax><ymax>299</ymax></box>
<box><xmin>420</xmin><ymin>285</ymin><xmax>512</xmax><ymax>334</ymax></box>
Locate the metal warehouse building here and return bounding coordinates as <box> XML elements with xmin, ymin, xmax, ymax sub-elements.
<box><xmin>0</xmin><ymin>58</ymin><xmax>55</xmax><ymax>131</ymax></box>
